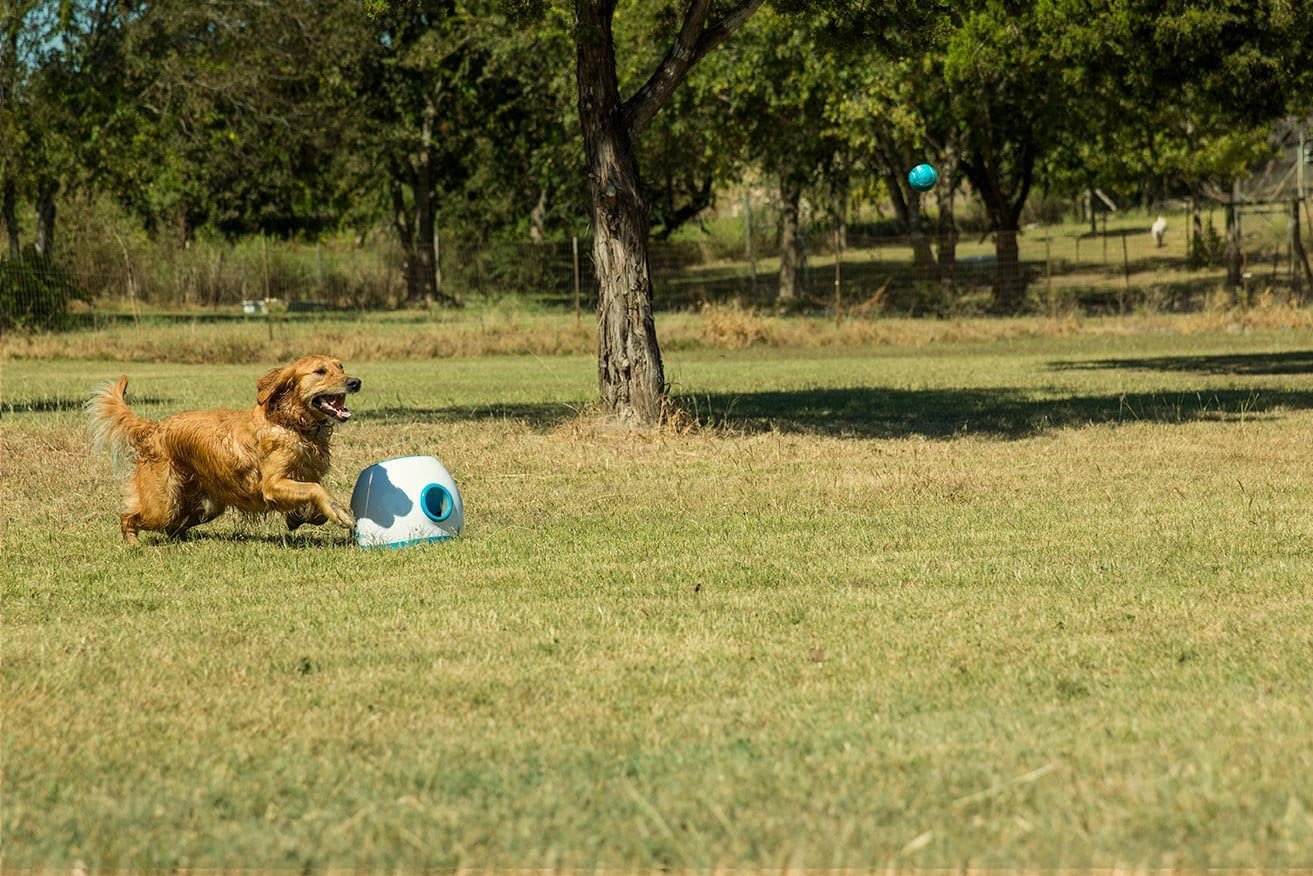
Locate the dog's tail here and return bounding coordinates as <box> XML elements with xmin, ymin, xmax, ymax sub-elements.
<box><xmin>86</xmin><ymin>376</ymin><xmax>155</xmax><ymax>474</ymax></box>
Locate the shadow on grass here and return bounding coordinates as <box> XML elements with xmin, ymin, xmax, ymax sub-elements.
<box><xmin>680</xmin><ymin>386</ymin><xmax>1313</xmax><ymax>439</ymax></box>
<box><xmin>364</xmin><ymin>386</ymin><xmax>1313</xmax><ymax>440</ymax></box>
<box><xmin>180</xmin><ymin>529</ymin><xmax>352</xmax><ymax>549</ymax></box>
<box><xmin>1052</xmin><ymin>351</ymin><xmax>1313</xmax><ymax>376</ymax></box>
<box><xmin>2</xmin><ymin>395</ymin><xmax>170</xmax><ymax>416</ymax></box>
<box><xmin>362</xmin><ymin>402</ymin><xmax>582</xmax><ymax>428</ymax></box>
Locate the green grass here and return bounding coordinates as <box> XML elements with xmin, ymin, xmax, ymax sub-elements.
<box><xmin>6</xmin><ymin>326</ymin><xmax>1313</xmax><ymax>869</ymax></box>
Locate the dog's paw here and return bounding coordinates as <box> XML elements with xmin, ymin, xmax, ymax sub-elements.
<box><xmin>329</xmin><ymin>500</ymin><xmax>355</xmax><ymax>529</ymax></box>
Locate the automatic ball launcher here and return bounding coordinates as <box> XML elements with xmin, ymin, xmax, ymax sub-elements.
<box><xmin>351</xmin><ymin>455</ymin><xmax>464</xmax><ymax>548</ymax></box>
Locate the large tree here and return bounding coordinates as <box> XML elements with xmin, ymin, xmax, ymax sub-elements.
<box><xmin>1</xmin><ymin>0</ymin><xmax>142</xmax><ymax>257</ymax></box>
<box><xmin>570</xmin><ymin>0</ymin><xmax>766</xmax><ymax>424</ymax></box>
<box><xmin>712</xmin><ymin>9</ymin><xmax>851</xmax><ymax>303</ymax></box>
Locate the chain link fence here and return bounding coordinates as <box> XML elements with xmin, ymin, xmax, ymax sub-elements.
<box><xmin>2</xmin><ymin>199</ymin><xmax>1310</xmax><ymax>332</ymax></box>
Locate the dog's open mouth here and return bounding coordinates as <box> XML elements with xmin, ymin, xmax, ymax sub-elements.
<box><xmin>313</xmin><ymin>393</ymin><xmax>351</xmax><ymax>422</ymax></box>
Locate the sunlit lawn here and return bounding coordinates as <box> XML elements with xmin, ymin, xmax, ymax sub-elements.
<box><xmin>6</xmin><ymin>325</ymin><xmax>1313</xmax><ymax>868</ymax></box>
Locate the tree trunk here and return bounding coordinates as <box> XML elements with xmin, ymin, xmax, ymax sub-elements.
<box><xmin>1225</xmin><ymin>200</ymin><xmax>1242</xmax><ymax>289</ymax></box>
<box><xmin>390</xmin><ymin>178</ymin><xmax>422</xmax><ymax>303</ymax></box>
<box><xmin>934</xmin><ymin>175</ymin><xmax>958</xmax><ymax>290</ymax></box>
<box><xmin>830</xmin><ymin>180</ymin><xmax>848</xmax><ymax>252</ymax></box>
<box><xmin>906</xmin><ymin>190</ymin><xmax>934</xmax><ymax>273</ymax></box>
<box><xmin>411</xmin><ymin>156</ymin><xmax>438</xmax><ymax>304</ymax></box>
<box><xmin>529</xmin><ymin>188</ymin><xmax>547</xmax><ymax>243</ymax></box>
<box><xmin>778</xmin><ymin>174</ymin><xmax>804</xmax><ymax>302</ymax></box>
<box><xmin>1</xmin><ymin>176</ymin><xmax>18</xmax><ymax>256</ymax></box>
<box><xmin>994</xmin><ymin>227</ymin><xmax>1025</xmax><ymax>311</ymax></box>
<box><xmin>35</xmin><ymin>176</ymin><xmax>58</xmax><ymax>256</ymax></box>
<box><xmin>961</xmin><ymin>146</ymin><xmax>1036</xmax><ymax>312</ymax></box>
<box><xmin>576</xmin><ymin>0</ymin><xmax>665</xmax><ymax>426</ymax></box>
<box><xmin>885</xmin><ymin>172</ymin><xmax>935</xmax><ymax>271</ymax></box>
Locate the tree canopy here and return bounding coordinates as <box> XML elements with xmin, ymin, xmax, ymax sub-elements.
<box><xmin>1</xmin><ymin>0</ymin><xmax>1308</xmax><ymax>416</ymax></box>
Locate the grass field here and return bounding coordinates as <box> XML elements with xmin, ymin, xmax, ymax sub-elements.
<box><xmin>6</xmin><ymin>322</ymin><xmax>1313</xmax><ymax>869</ymax></box>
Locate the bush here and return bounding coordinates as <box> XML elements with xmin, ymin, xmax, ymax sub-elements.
<box><xmin>0</xmin><ymin>251</ymin><xmax>90</xmax><ymax>330</ymax></box>
<box><xmin>1187</xmin><ymin>216</ymin><xmax>1226</xmax><ymax>269</ymax></box>
<box><xmin>1021</xmin><ymin>193</ymin><xmax>1069</xmax><ymax>226</ymax></box>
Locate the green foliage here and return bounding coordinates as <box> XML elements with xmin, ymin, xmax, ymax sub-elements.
<box><xmin>4</xmin><ymin>0</ymin><xmax>1309</xmax><ymax>285</ymax></box>
<box><xmin>0</xmin><ymin>250</ymin><xmax>89</xmax><ymax>329</ymax></box>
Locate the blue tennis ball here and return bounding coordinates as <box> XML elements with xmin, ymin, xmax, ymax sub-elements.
<box><xmin>908</xmin><ymin>163</ymin><xmax>938</xmax><ymax>192</ymax></box>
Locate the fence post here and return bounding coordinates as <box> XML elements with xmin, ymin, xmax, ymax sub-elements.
<box><xmin>261</xmin><ymin>234</ymin><xmax>270</xmax><ymax>302</ymax></box>
<box><xmin>1045</xmin><ymin>237</ymin><xmax>1053</xmax><ymax>316</ymax></box>
<box><xmin>572</xmin><ymin>235</ymin><xmax>581</xmax><ymax>322</ymax></box>
<box><xmin>744</xmin><ymin>193</ymin><xmax>756</xmax><ymax>297</ymax></box>
<box><xmin>261</xmin><ymin>234</ymin><xmax>274</xmax><ymax>341</ymax></box>
<box><xmin>833</xmin><ymin>224</ymin><xmax>842</xmax><ymax>324</ymax></box>
<box><xmin>1294</xmin><ymin>198</ymin><xmax>1311</xmax><ymax>298</ymax></box>
<box><xmin>433</xmin><ymin>227</ymin><xmax>444</xmax><ymax>301</ymax></box>
<box><xmin>1102</xmin><ymin>213</ymin><xmax>1108</xmax><ymax>266</ymax></box>
<box><xmin>1185</xmin><ymin>196</ymin><xmax>1194</xmax><ymax>255</ymax></box>
<box><xmin>1120</xmin><ymin>230</ymin><xmax>1130</xmax><ymax>313</ymax></box>
<box><xmin>1299</xmin><ymin>126</ymin><xmax>1306</xmax><ymax>203</ymax></box>
<box><xmin>316</xmin><ymin>241</ymin><xmax>324</xmax><ymax>299</ymax></box>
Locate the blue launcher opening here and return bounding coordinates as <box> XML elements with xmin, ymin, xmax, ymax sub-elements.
<box><xmin>419</xmin><ymin>483</ymin><xmax>454</xmax><ymax>523</ymax></box>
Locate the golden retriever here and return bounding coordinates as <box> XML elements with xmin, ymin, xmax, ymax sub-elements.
<box><xmin>87</xmin><ymin>354</ymin><xmax>361</xmax><ymax>543</ymax></box>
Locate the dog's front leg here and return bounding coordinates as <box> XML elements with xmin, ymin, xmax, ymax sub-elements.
<box><xmin>262</xmin><ymin>476</ymin><xmax>353</xmax><ymax>528</ymax></box>
<box><xmin>286</xmin><ymin>506</ymin><xmax>330</xmax><ymax>531</ymax></box>
<box><xmin>259</xmin><ymin>451</ymin><xmax>354</xmax><ymax>529</ymax></box>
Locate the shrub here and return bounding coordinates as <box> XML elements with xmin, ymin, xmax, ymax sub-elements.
<box><xmin>1187</xmin><ymin>216</ymin><xmax>1227</xmax><ymax>269</ymax></box>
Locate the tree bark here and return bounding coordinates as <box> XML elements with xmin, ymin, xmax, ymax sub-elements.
<box><xmin>412</xmin><ymin>155</ymin><xmax>438</xmax><ymax>304</ymax></box>
<box><xmin>576</xmin><ymin>0</ymin><xmax>665</xmax><ymax>425</ymax></box>
<box><xmin>35</xmin><ymin>176</ymin><xmax>58</xmax><ymax>256</ymax></box>
<box><xmin>994</xmin><ymin>228</ymin><xmax>1024</xmax><ymax>311</ymax></box>
<box><xmin>1225</xmin><ymin>200</ymin><xmax>1242</xmax><ymax>289</ymax></box>
<box><xmin>1</xmin><ymin>176</ymin><xmax>18</xmax><ymax>256</ymax></box>
<box><xmin>390</xmin><ymin>177</ymin><xmax>422</xmax><ymax>303</ymax></box>
<box><xmin>884</xmin><ymin>171</ymin><xmax>935</xmax><ymax>272</ymax></box>
<box><xmin>830</xmin><ymin>179</ymin><xmax>848</xmax><ymax>252</ymax></box>
<box><xmin>934</xmin><ymin>165</ymin><xmax>958</xmax><ymax>291</ymax></box>
<box><xmin>529</xmin><ymin>188</ymin><xmax>547</xmax><ymax>243</ymax></box>
<box><xmin>777</xmin><ymin>174</ymin><xmax>804</xmax><ymax>302</ymax></box>
<box><xmin>962</xmin><ymin>145</ymin><xmax>1035</xmax><ymax>312</ymax></box>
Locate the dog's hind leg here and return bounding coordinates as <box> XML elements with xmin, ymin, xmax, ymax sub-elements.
<box><xmin>121</xmin><ymin>459</ymin><xmax>187</xmax><ymax>543</ymax></box>
<box><xmin>167</xmin><ymin>495</ymin><xmax>225</xmax><ymax>540</ymax></box>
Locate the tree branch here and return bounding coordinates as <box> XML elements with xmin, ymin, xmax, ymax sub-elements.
<box><xmin>622</xmin><ymin>0</ymin><xmax>764</xmax><ymax>139</ymax></box>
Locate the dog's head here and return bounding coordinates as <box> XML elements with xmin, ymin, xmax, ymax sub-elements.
<box><xmin>257</xmin><ymin>355</ymin><xmax>362</xmax><ymax>429</ymax></box>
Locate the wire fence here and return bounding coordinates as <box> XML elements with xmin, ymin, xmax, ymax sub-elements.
<box><xmin>1</xmin><ymin>199</ymin><xmax>1309</xmax><ymax>331</ymax></box>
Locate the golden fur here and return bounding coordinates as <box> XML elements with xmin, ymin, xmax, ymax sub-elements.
<box><xmin>87</xmin><ymin>354</ymin><xmax>362</xmax><ymax>543</ymax></box>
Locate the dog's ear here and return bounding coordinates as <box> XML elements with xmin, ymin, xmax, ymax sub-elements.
<box><xmin>256</xmin><ymin>363</ymin><xmax>297</xmax><ymax>407</ymax></box>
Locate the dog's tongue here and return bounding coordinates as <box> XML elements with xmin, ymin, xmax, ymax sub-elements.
<box><xmin>321</xmin><ymin>395</ymin><xmax>350</xmax><ymax>420</ymax></box>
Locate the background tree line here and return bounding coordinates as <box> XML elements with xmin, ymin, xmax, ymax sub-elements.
<box><xmin>1</xmin><ymin>0</ymin><xmax>1309</xmax><ymax>422</ymax></box>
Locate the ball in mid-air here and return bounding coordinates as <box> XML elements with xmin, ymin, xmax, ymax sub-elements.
<box><xmin>907</xmin><ymin>163</ymin><xmax>938</xmax><ymax>192</ymax></box>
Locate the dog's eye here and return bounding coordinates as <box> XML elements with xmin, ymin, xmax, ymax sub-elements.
<box><xmin>315</xmin><ymin>367</ymin><xmax>327</xmax><ymax>375</ymax></box>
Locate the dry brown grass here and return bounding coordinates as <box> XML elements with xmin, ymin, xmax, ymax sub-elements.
<box><xmin>6</xmin><ymin>293</ymin><xmax>1313</xmax><ymax>364</ymax></box>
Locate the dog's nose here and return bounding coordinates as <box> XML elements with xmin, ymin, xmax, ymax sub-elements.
<box><xmin>346</xmin><ymin>377</ymin><xmax>362</xmax><ymax>393</ymax></box>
